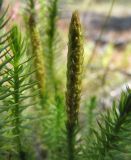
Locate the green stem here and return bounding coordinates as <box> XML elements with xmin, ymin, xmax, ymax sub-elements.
<box><xmin>67</xmin><ymin>124</ymin><xmax>75</xmax><ymax>160</ymax></box>
<box><xmin>13</xmin><ymin>66</ymin><xmax>25</xmax><ymax>160</ymax></box>
<box><xmin>10</xmin><ymin>26</ymin><xmax>26</xmax><ymax>160</ymax></box>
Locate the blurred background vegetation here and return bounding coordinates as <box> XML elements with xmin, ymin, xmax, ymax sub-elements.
<box><xmin>1</xmin><ymin>0</ymin><xmax>131</xmax><ymax>120</ymax></box>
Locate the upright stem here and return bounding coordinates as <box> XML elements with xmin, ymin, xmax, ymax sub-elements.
<box><xmin>13</xmin><ymin>69</ymin><xmax>25</xmax><ymax>160</ymax></box>
<box><xmin>11</xmin><ymin>29</ymin><xmax>26</xmax><ymax>160</ymax></box>
<box><xmin>66</xmin><ymin>11</ymin><xmax>84</xmax><ymax>160</ymax></box>
<box><xmin>46</xmin><ymin>0</ymin><xmax>59</xmax><ymax>99</ymax></box>
<box><xmin>14</xmin><ymin>67</ymin><xmax>21</xmax><ymax>157</ymax></box>
<box><xmin>67</xmin><ymin>125</ymin><xmax>75</xmax><ymax>160</ymax></box>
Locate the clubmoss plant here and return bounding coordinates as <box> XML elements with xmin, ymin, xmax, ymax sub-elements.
<box><xmin>66</xmin><ymin>10</ymin><xmax>84</xmax><ymax>160</ymax></box>
<box><xmin>38</xmin><ymin>1</ymin><xmax>67</xmax><ymax>159</ymax></box>
<box><xmin>0</xmin><ymin>24</ymin><xmax>37</xmax><ymax>159</ymax></box>
<box><xmin>0</xmin><ymin>1</ymin><xmax>131</xmax><ymax>160</ymax></box>
<box><xmin>28</xmin><ymin>0</ymin><xmax>45</xmax><ymax>100</ymax></box>
<box><xmin>10</xmin><ymin>26</ymin><xmax>26</xmax><ymax>160</ymax></box>
<box><xmin>43</xmin><ymin>0</ymin><xmax>59</xmax><ymax>99</ymax></box>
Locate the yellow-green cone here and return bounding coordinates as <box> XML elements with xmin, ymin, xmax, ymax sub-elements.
<box><xmin>66</xmin><ymin>10</ymin><xmax>84</xmax><ymax>128</ymax></box>
<box><xmin>66</xmin><ymin>10</ymin><xmax>84</xmax><ymax>160</ymax></box>
<box><xmin>28</xmin><ymin>0</ymin><xmax>45</xmax><ymax>98</ymax></box>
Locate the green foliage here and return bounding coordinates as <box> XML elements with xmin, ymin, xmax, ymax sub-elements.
<box><xmin>83</xmin><ymin>89</ymin><xmax>131</xmax><ymax>160</ymax></box>
<box><xmin>84</xmin><ymin>96</ymin><xmax>97</xmax><ymax>136</ymax></box>
<box><xmin>0</xmin><ymin>11</ymin><xmax>37</xmax><ymax>159</ymax></box>
<box><xmin>0</xmin><ymin>1</ymin><xmax>131</xmax><ymax>160</ymax></box>
<box><xmin>8</xmin><ymin>26</ymin><xmax>37</xmax><ymax>159</ymax></box>
<box><xmin>0</xmin><ymin>9</ymin><xmax>14</xmax><ymax>157</ymax></box>
<box><xmin>41</xmin><ymin>0</ymin><xmax>61</xmax><ymax>99</ymax></box>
